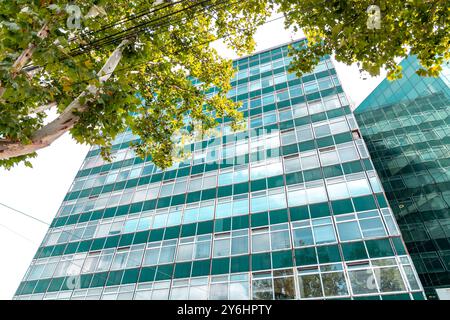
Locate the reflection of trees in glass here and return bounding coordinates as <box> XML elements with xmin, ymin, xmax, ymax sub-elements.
<box><xmin>298</xmin><ymin>274</ymin><xmax>323</xmax><ymax>298</ymax></box>
<box><xmin>348</xmin><ymin>269</ymin><xmax>378</xmax><ymax>294</ymax></box>
<box><xmin>293</xmin><ymin>228</ymin><xmax>314</xmax><ymax>247</ymax></box>
<box><xmin>252</xmin><ymin>279</ymin><xmax>273</xmax><ymax>300</ymax></box>
<box><xmin>378</xmin><ymin>267</ymin><xmax>406</xmax><ymax>292</ymax></box>
<box><xmin>402</xmin><ymin>265</ymin><xmax>420</xmax><ymax>291</ymax></box>
<box><xmin>322</xmin><ymin>272</ymin><xmax>348</xmax><ymax>296</ymax></box>
<box><xmin>274</xmin><ymin>277</ymin><xmax>296</xmax><ymax>299</ymax></box>
<box><xmin>253</xmin><ymin>291</ymin><xmax>273</xmax><ymax>300</ymax></box>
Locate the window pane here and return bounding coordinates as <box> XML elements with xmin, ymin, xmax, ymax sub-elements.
<box><xmin>262</xmin><ymin>93</ymin><xmax>275</xmax><ymax>105</ymax></box>
<box><xmin>359</xmin><ymin>218</ymin><xmax>386</xmax><ymax>238</ymax></box>
<box><xmin>402</xmin><ymin>265</ymin><xmax>421</xmax><ymax>291</ymax></box>
<box><xmin>167</xmin><ymin>211</ymin><xmax>182</xmax><ymax>226</ymax></box>
<box><xmin>330</xmin><ymin>120</ymin><xmax>349</xmax><ymax>134</ymax></box>
<box><xmin>301</xmin><ymin>154</ymin><xmax>319</xmax><ymax>170</ymax></box>
<box><xmin>229</xmin><ymin>282</ymin><xmax>249</xmax><ymax>300</ymax></box>
<box><xmin>268</xmin><ymin>193</ymin><xmax>287</xmax><ymax>210</ymax></box>
<box><xmin>293</xmin><ymin>103</ymin><xmax>308</xmax><ymax>117</ymax></box>
<box><xmin>189</xmin><ymin>285</ymin><xmax>208</xmax><ymax>300</ymax></box>
<box><xmin>251</xmin><ymin>196</ymin><xmax>268</xmax><ymax>213</ymax></box>
<box><xmin>298</xmin><ymin>274</ymin><xmax>322</xmax><ymax>298</ymax></box>
<box><xmin>264</xmin><ymin>112</ymin><xmax>277</xmax><ymax>125</ymax></box>
<box><xmin>218</xmin><ymin>172</ymin><xmax>233</xmax><ymax>186</ymax></box>
<box><xmin>127</xmin><ymin>250</ymin><xmax>143</xmax><ymax>268</ymax></box>
<box><xmin>195</xmin><ymin>241</ymin><xmax>211</xmax><ymax>259</ymax></box>
<box><xmin>274</xmin><ymin>277</ymin><xmax>296</xmax><ymax>299</ymax></box>
<box><xmin>152</xmin><ymin>288</ymin><xmax>169</xmax><ymax>300</ymax></box>
<box><xmin>210</xmin><ymin>283</ymin><xmax>228</xmax><ymax>300</ymax></box>
<box><xmin>234</xmin><ymin>168</ymin><xmax>249</xmax><ymax>183</ymax></box>
<box><xmin>159</xmin><ymin>246</ymin><xmax>176</xmax><ymax>264</ymax></box>
<box><xmin>337</xmin><ymin>221</ymin><xmax>362</xmax><ymax>241</ymax></box>
<box><xmin>281</xmin><ymin>131</ymin><xmax>296</xmax><ymax>145</ymax></box>
<box><xmin>288</xmin><ymin>189</ymin><xmax>307</xmax><ymax>206</ymax></box>
<box><xmin>293</xmin><ymin>228</ymin><xmax>314</xmax><ymax>247</ymax></box>
<box><xmin>284</xmin><ymin>157</ymin><xmax>300</xmax><ymax>173</ymax></box>
<box><xmin>271</xmin><ymin>231</ymin><xmax>291</xmax><ymax>250</ymax></box>
<box><xmin>348</xmin><ymin>269</ymin><xmax>378</xmax><ymax>294</ymax></box>
<box><xmin>252</xmin><ymin>279</ymin><xmax>273</xmax><ymax>300</ymax></box>
<box><xmin>314</xmin><ymin>124</ymin><xmax>331</xmax><ymax>138</ymax></box>
<box><xmin>170</xmin><ymin>287</ymin><xmax>189</xmax><ymax>300</ymax></box>
<box><xmin>199</xmin><ymin>205</ymin><xmax>214</xmax><ymax>221</ymax></box>
<box><xmin>279</xmin><ymin>109</ymin><xmax>293</xmax><ymax>121</ymax></box>
<box><xmin>137</xmin><ymin>217</ymin><xmax>152</xmax><ymax>231</ymax></box>
<box><xmin>176</xmin><ymin>243</ymin><xmax>194</xmax><ymax>261</ymax></box>
<box><xmin>308</xmin><ymin>100</ymin><xmax>324</xmax><ymax>114</ymax></box>
<box><xmin>252</xmin><ymin>233</ymin><xmax>270</xmax><ymax>252</ymax></box>
<box><xmin>320</xmin><ymin>150</ymin><xmax>339</xmax><ymax>166</ymax></box>
<box><xmin>213</xmin><ymin>238</ymin><xmax>230</xmax><ymax>257</ymax></box>
<box><xmin>313</xmin><ymin>225</ymin><xmax>336</xmax><ymax>244</ymax></box>
<box><xmin>338</xmin><ymin>146</ymin><xmax>359</xmax><ymax>162</ymax></box>
<box><xmin>216</xmin><ymin>202</ymin><xmax>232</xmax><ymax>218</ymax></box>
<box><xmin>123</xmin><ymin>219</ymin><xmax>139</xmax><ymax>233</ymax></box>
<box><xmin>347</xmin><ymin>179</ymin><xmax>371</xmax><ymax>197</ymax></box>
<box><xmin>378</xmin><ymin>267</ymin><xmax>406</xmax><ymax>292</ymax></box>
<box><xmin>304</xmin><ymin>81</ymin><xmax>318</xmax><ymax>94</ymax></box>
<box><xmin>369</xmin><ymin>176</ymin><xmax>383</xmax><ymax>193</ymax></box>
<box><xmin>327</xmin><ymin>182</ymin><xmax>349</xmax><ymax>200</ymax></box>
<box><xmin>307</xmin><ymin>186</ymin><xmax>328</xmax><ymax>203</ymax></box>
<box><xmin>296</xmin><ymin>126</ymin><xmax>313</xmax><ymax>142</ymax></box>
<box><xmin>232</xmin><ymin>199</ymin><xmax>249</xmax><ymax>216</ymax></box>
<box><xmin>321</xmin><ymin>272</ymin><xmax>348</xmax><ymax>296</ymax></box>
<box><xmin>231</xmin><ymin>236</ymin><xmax>248</xmax><ymax>255</ymax></box>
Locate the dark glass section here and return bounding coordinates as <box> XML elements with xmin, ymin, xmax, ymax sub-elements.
<box><xmin>355</xmin><ymin>56</ymin><xmax>450</xmax><ymax>300</ymax></box>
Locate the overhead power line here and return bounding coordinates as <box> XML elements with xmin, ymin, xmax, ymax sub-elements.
<box><xmin>0</xmin><ymin>223</ymin><xmax>36</xmax><ymax>244</ymax></box>
<box><xmin>78</xmin><ymin>0</ymin><xmax>188</xmax><ymax>39</ymax></box>
<box><xmin>71</xmin><ymin>0</ymin><xmax>213</xmax><ymax>55</ymax></box>
<box><xmin>67</xmin><ymin>14</ymin><xmax>287</xmax><ymax>88</ymax></box>
<box><xmin>0</xmin><ymin>202</ymin><xmax>50</xmax><ymax>226</ymax></box>
<box><xmin>0</xmin><ymin>202</ymin><xmax>209</xmax><ymax>297</ymax></box>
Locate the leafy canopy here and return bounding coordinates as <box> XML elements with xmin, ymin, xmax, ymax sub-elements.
<box><xmin>0</xmin><ymin>0</ymin><xmax>448</xmax><ymax>169</ymax></box>
<box><xmin>279</xmin><ymin>0</ymin><xmax>449</xmax><ymax>79</ymax></box>
<box><xmin>0</xmin><ymin>0</ymin><xmax>272</xmax><ymax>169</ymax></box>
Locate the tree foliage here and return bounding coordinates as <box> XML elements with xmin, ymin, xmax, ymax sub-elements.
<box><xmin>279</xmin><ymin>0</ymin><xmax>449</xmax><ymax>79</ymax></box>
<box><xmin>0</xmin><ymin>0</ymin><xmax>448</xmax><ymax>169</ymax></box>
<box><xmin>0</xmin><ymin>0</ymin><xmax>272</xmax><ymax>169</ymax></box>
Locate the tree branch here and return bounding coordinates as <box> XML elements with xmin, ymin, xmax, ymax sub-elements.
<box><xmin>0</xmin><ymin>22</ymin><xmax>49</xmax><ymax>99</ymax></box>
<box><xmin>0</xmin><ymin>40</ymin><xmax>129</xmax><ymax>160</ymax></box>
<box><xmin>32</xmin><ymin>101</ymin><xmax>57</xmax><ymax>114</ymax></box>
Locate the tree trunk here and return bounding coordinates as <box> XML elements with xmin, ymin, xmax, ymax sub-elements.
<box><xmin>0</xmin><ymin>40</ymin><xmax>129</xmax><ymax>160</ymax></box>
<box><xmin>0</xmin><ymin>22</ymin><xmax>50</xmax><ymax>99</ymax></box>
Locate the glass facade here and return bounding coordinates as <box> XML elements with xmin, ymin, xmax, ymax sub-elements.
<box><xmin>14</xmin><ymin>41</ymin><xmax>425</xmax><ymax>300</ymax></box>
<box><xmin>355</xmin><ymin>56</ymin><xmax>450</xmax><ymax>300</ymax></box>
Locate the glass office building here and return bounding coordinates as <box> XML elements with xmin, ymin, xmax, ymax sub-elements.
<box><xmin>14</xmin><ymin>40</ymin><xmax>425</xmax><ymax>300</ymax></box>
<box><xmin>354</xmin><ymin>56</ymin><xmax>450</xmax><ymax>299</ymax></box>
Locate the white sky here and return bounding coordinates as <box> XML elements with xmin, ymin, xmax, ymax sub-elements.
<box><xmin>0</xmin><ymin>17</ymin><xmax>386</xmax><ymax>299</ymax></box>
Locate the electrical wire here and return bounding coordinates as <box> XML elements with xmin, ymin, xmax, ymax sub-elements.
<box><xmin>7</xmin><ymin>0</ymin><xmax>355</xmax><ymax>298</ymax></box>
<box><xmin>1</xmin><ymin>202</ymin><xmax>210</xmax><ymax>299</ymax></box>
<box><xmin>70</xmin><ymin>0</ymin><xmax>215</xmax><ymax>55</ymax></box>
<box><xmin>66</xmin><ymin>14</ymin><xmax>287</xmax><ymax>89</ymax></box>
<box><xmin>0</xmin><ymin>202</ymin><xmax>50</xmax><ymax>226</ymax></box>
<box><xmin>75</xmin><ymin>0</ymin><xmax>188</xmax><ymax>40</ymax></box>
<box><xmin>0</xmin><ymin>223</ymin><xmax>36</xmax><ymax>244</ymax></box>
<box><xmin>22</xmin><ymin>0</ymin><xmax>221</xmax><ymax>70</ymax></box>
